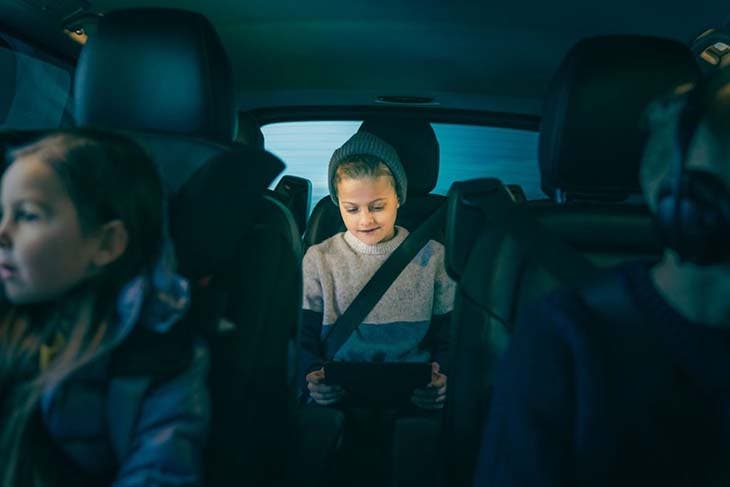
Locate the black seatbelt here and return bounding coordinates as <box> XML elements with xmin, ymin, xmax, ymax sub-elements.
<box><xmin>322</xmin><ymin>203</ymin><xmax>447</xmax><ymax>360</ymax></box>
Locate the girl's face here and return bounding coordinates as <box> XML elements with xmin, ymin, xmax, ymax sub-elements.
<box><xmin>337</xmin><ymin>175</ymin><xmax>399</xmax><ymax>245</ymax></box>
<box><xmin>0</xmin><ymin>154</ymin><xmax>104</xmax><ymax>304</ymax></box>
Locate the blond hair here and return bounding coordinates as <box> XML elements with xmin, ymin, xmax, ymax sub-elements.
<box><xmin>333</xmin><ymin>155</ymin><xmax>397</xmax><ymax>195</ymax></box>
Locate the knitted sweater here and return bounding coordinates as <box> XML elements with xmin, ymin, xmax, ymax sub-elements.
<box><xmin>299</xmin><ymin>226</ymin><xmax>456</xmax><ymax>391</ymax></box>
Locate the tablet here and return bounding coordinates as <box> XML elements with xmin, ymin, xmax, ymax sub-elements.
<box><xmin>324</xmin><ymin>361</ymin><xmax>432</xmax><ymax>406</ymax></box>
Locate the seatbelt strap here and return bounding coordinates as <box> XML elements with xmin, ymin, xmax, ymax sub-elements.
<box><xmin>323</xmin><ymin>203</ymin><xmax>447</xmax><ymax>360</ymax></box>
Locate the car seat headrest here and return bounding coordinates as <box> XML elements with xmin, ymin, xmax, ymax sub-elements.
<box><xmin>74</xmin><ymin>8</ymin><xmax>236</xmax><ymax>143</ymax></box>
<box><xmin>539</xmin><ymin>35</ymin><xmax>700</xmax><ymax>202</ymax></box>
<box><xmin>359</xmin><ymin>117</ymin><xmax>439</xmax><ymax>196</ymax></box>
<box><xmin>170</xmin><ymin>145</ymin><xmax>285</xmax><ymax>279</ymax></box>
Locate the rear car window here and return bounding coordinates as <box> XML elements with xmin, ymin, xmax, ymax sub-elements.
<box><xmin>262</xmin><ymin>121</ymin><xmax>541</xmax><ymax>208</ymax></box>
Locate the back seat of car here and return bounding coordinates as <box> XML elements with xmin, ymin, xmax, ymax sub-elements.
<box><xmin>303</xmin><ymin>116</ymin><xmax>444</xmax><ymax>247</ymax></box>
<box><xmin>73</xmin><ymin>9</ymin><xmax>302</xmax><ymax>486</ymax></box>
<box><xmin>439</xmin><ymin>35</ymin><xmax>700</xmax><ymax>487</ymax></box>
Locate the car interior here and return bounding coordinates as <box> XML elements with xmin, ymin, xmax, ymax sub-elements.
<box><xmin>0</xmin><ymin>1</ymin><xmax>726</xmax><ymax>486</ymax></box>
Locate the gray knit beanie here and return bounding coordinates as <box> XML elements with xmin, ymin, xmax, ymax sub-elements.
<box><xmin>328</xmin><ymin>131</ymin><xmax>408</xmax><ymax>205</ymax></box>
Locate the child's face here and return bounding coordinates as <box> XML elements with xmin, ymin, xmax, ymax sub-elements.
<box><xmin>337</xmin><ymin>175</ymin><xmax>399</xmax><ymax>245</ymax></box>
<box><xmin>0</xmin><ymin>154</ymin><xmax>103</xmax><ymax>304</ymax></box>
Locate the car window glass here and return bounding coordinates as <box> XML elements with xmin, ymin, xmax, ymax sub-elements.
<box><xmin>263</xmin><ymin>120</ymin><xmax>541</xmax><ymax>211</ymax></box>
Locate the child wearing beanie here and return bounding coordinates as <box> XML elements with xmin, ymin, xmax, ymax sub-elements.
<box><xmin>298</xmin><ymin>130</ymin><xmax>456</xmax><ymax>410</ymax></box>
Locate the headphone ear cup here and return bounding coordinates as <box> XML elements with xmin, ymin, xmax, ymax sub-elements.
<box><xmin>680</xmin><ymin>170</ymin><xmax>730</xmax><ymax>263</ymax></box>
<box><xmin>654</xmin><ymin>170</ymin><xmax>730</xmax><ymax>264</ymax></box>
<box><xmin>653</xmin><ymin>177</ymin><xmax>681</xmax><ymax>253</ymax></box>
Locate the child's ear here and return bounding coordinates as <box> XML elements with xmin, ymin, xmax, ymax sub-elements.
<box><xmin>92</xmin><ymin>220</ymin><xmax>129</xmax><ymax>268</ymax></box>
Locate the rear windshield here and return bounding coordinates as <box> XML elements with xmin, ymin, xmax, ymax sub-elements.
<box><xmin>262</xmin><ymin>121</ymin><xmax>541</xmax><ymax>208</ymax></box>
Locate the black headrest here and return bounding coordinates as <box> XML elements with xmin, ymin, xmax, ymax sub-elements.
<box><xmin>445</xmin><ymin>179</ymin><xmax>510</xmax><ymax>281</ymax></box>
<box><xmin>0</xmin><ymin>38</ymin><xmax>17</xmax><ymax>125</ymax></box>
<box><xmin>131</xmin><ymin>134</ymin><xmax>230</xmax><ymax>194</ymax></box>
<box><xmin>273</xmin><ymin>175</ymin><xmax>312</xmax><ymax>235</ymax></box>
<box><xmin>170</xmin><ymin>145</ymin><xmax>285</xmax><ymax>279</ymax></box>
<box><xmin>539</xmin><ymin>35</ymin><xmax>700</xmax><ymax>202</ymax></box>
<box><xmin>359</xmin><ymin>117</ymin><xmax>439</xmax><ymax>195</ymax></box>
<box><xmin>74</xmin><ymin>8</ymin><xmax>236</xmax><ymax>143</ymax></box>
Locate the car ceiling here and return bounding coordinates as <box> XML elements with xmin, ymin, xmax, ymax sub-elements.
<box><xmin>0</xmin><ymin>0</ymin><xmax>726</xmax><ymax>116</ymax></box>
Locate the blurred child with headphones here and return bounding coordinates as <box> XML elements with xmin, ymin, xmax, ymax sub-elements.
<box><xmin>475</xmin><ymin>68</ymin><xmax>730</xmax><ymax>486</ymax></box>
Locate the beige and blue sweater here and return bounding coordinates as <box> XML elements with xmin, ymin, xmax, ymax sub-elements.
<box><xmin>299</xmin><ymin>226</ymin><xmax>456</xmax><ymax>394</ymax></box>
